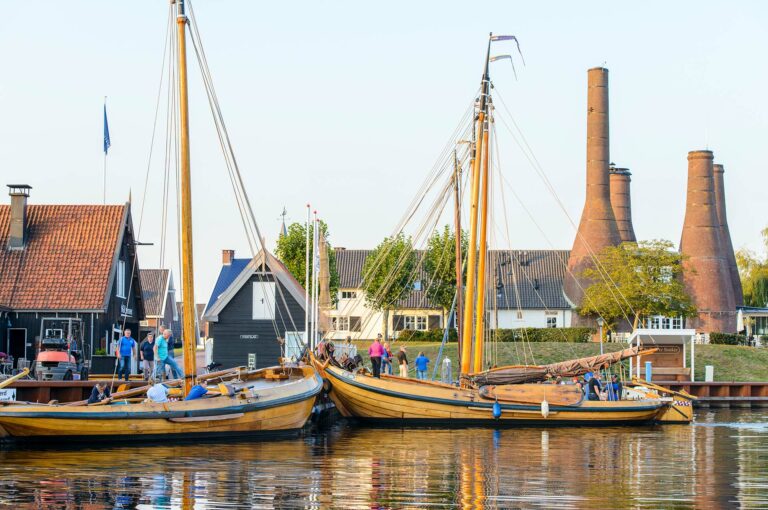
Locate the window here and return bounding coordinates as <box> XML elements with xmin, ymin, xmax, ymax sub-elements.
<box><xmin>403</xmin><ymin>315</ymin><xmax>428</xmax><ymax>331</ymax></box>
<box><xmin>340</xmin><ymin>291</ymin><xmax>357</xmax><ymax>300</ymax></box>
<box><xmin>413</xmin><ymin>280</ymin><xmax>422</xmax><ymax>291</ymax></box>
<box><xmin>116</xmin><ymin>260</ymin><xmax>126</xmax><ymax>298</ymax></box>
<box><xmin>546</xmin><ymin>316</ymin><xmax>557</xmax><ymax>328</ymax></box>
<box><xmin>172</xmin><ymin>290</ymin><xmax>178</xmax><ymax>321</ymax></box>
<box><xmin>334</xmin><ymin>316</ymin><xmax>350</xmax><ymax>331</ymax></box>
<box><xmin>516</xmin><ymin>311</ymin><xmax>523</xmax><ymax>320</ymax></box>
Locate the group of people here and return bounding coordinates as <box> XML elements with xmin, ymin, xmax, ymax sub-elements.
<box><xmin>567</xmin><ymin>372</ymin><xmax>624</xmax><ymax>401</ymax></box>
<box><xmin>114</xmin><ymin>326</ymin><xmax>182</xmax><ymax>382</ymax></box>
<box><xmin>368</xmin><ymin>335</ymin><xmax>430</xmax><ymax>380</ymax></box>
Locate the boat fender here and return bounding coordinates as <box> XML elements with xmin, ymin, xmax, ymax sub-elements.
<box><xmin>541</xmin><ymin>399</ymin><xmax>550</xmax><ymax>418</ymax></box>
<box><xmin>492</xmin><ymin>401</ymin><xmax>501</xmax><ymax>419</ymax></box>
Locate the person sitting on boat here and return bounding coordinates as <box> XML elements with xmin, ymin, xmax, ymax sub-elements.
<box><xmin>381</xmin><ymin>342</ymin><xmax>393</xmax><ymax>375</ymax></box>
<box><xmin>87</xmin><ymin>382</ymin><xmax>111</xmax><ymax>404</ymax></box>
<box><xmin>154</xmin><ymin>329</ymin><xmax>182</xmax><ymax>380</ymax></box>
<box><xmin>587</xmin><ymin>372</ymin><xmax>603</xmax><ymax>401</ymax></box>
<box><xmin>146</xmin><ymin>380</ymin><xmax>169</xmax><ymax>403</ymax></box>
<box><xmin>414</xmin><ymin>352</ymin><xmax>430</xmax><ymax>380</ymax></box>
<box><xmin>368</xmin><ymin>335</ymin><xmax>384</xmax><ymax>378</ymax></box>
<box><xmin>608</xmin><ymin>374</ymin><xmax>623</xmax><ymax>401</ymax></box>
<box><xmin>397</xmin><ymin>345</ymin><xmax>409</xmax><ymax>378</ymax></box>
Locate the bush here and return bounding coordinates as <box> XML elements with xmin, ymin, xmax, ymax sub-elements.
<box><xmin>710</xmin><ymin>332</ymin><xmax>748</xmax><ymax>345</ymax></box>
<box><xmin>396</xmin><ymin>328</ymin><xmax>458</xmax><ymax>342</ymax></box>
<box><xmin>491</xmin><ymin>327</ymin><xmax>594</xmax><ymax>343</ymax></box>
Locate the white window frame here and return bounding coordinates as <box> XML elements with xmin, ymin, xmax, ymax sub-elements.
<box><xmin>116</xmin><ymin>260</ymin><xmax>126</xmax><ymax>298</ymax></box>
<box><xmin>415</xmin><ymin>316</ymin><xmax>427</xmax><ymax>331</ymax></box>
<box><xmin>516</xmin><ymin>310</ymin><xmax>524</xmax><ymax>320</ymax></box>
<box><xmin>340</xmin><ymin>291</ymin><xmax>357</xmax><ymax>300</ymax></box>
<box><xmin>335</xmin><ymin>316</ymin><xmax>350</xmax><ymax>331</ymax></box>
<box><xmin>413</xmin><ymin>280</ymin><xmax>422</xmax><ymax>291</ymax></box>
<box><xmin>404</xmin><ymin>315</ymin><xmax>427</xmax><ymax>331</ymax></box>
<box><xmin>546</xmin><ymin>316</ymin><xmax>557</xmax><ymax>328</ymax></box>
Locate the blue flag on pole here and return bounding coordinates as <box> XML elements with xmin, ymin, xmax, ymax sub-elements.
<box><xmin>103</xmin><ymin>104</ymin><xmax>111</xmax><ymax>154</ymax></box>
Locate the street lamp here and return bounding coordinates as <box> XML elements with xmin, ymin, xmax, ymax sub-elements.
<box><xmin>596</xmin><ymin>317</ymin><xmax>605</xmax><ymax>355</ymax></box>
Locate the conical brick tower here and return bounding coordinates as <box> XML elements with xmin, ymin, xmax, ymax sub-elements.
<box><xmin>679</xmin><ymin>151</ymin><xmax>737</xmax><ymax>332</ymax></box>
<box><xmin>609</xmin><ymin>166</ymin><xmax>637</xmax><ymax>243</ymax></box>
<box><xmin>712</xmin><ymin>163</ymin><xmax>743</xmax><ymax>307</ymax></box>
<box><xmin>564</xmin><ymin>67</ymin><xmax>622</xmax><ymax>306</ymax></box>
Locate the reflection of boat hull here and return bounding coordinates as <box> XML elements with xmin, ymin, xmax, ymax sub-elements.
<box><xmin>0</xmin><ymin>366</ymin><xmax>322</xmax><ymax>441</ymax></box>
<box><xmin>319</xmin><ymin>363</ymin><xmax>666</xmax><ymax>426</ymax></box>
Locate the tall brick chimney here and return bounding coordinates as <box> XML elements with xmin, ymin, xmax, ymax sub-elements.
<box><xmin>712</xmin><ymin>163</ymin><xmax>743</xmax><ymax>306</ymax></box>
<box><xmin>680</xmin><ymin>151</ymin><xmax>736</xmax><ymax>333</ymax></box>
<box><xmin>564</xmin><ymin>68</ymin><xmax>622</xmax><ymax>305</ymax></box>
<box><xmin>7</xmin><ymin>184</ymin><xmax>32</xmax><ymax>250</ymax></box>
<box><xmin>609</xmin><ymin>165</ymin><xmax>637</xmax><ymax>243</ymax></box>
<box><xmin>222</xmin><ymin>249</ymin><xmax>235</xmax><ymax>265</ymax></box>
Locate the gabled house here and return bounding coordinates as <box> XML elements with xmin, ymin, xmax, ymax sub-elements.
<box><xmin>0</xmin><ymin>185</ymin><xmax>144</xmax><ymax>368</ymax></box>
<box><xmin>203</xmin><ymin>249</ymin><xmax>307</xmax><ymax>370</ymax></box>
<box><xmin>139</xmin><ymin>269</ymin><xmax>180</xmax><ymax>340</ymax></box>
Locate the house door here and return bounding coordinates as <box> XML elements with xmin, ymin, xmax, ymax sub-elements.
<box><xmin>8</xmin><ymin>329</ymin><xmax>27</xmax><ymax>367</ymax></box>
<box><xmin>252</xmin><ymin>282</ymin><xmax>276</xmax><ymax>320</ymax></box>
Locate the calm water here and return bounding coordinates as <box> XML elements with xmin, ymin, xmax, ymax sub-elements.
<box><xmin>0</xmin><ymin>410</ymin><xmax>766</xmax><ymax>509</ymax></box>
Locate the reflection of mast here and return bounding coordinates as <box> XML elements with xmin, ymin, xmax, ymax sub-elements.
<box><xmin>460</xmin><ymin>36</ymin><xmax>492</xmax><ymax>377</ymax></box>
<box><xmin>175</xmin><ymin>0</ymin><xmax>197</xmax><ymax>395</ymax></box>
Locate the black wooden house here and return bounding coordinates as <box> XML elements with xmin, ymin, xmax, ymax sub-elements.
<box><xmin>202</xmin><ymin>249</ymin><xmax>307</xmax><ymax>370</ymax></box>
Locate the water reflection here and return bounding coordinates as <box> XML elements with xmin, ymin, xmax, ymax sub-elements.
<box><xmin>0</xmin><ymin>409</ymin><xmax>766</xmax><ymax>509</ymax></box>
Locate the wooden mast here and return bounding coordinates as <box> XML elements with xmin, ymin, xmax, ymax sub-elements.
<box><xmin>472</xmin><ymin>109</ymin><xmax>491</xmax><ymax>373</ymax></box>
<box><xmin>175</xmin><ymin>0</ymin><xmax>197</xmax><ymax>395</ymax></box>
<box><xmin>460</xmin><ymin>36</ymin><xmax>492</xmax><ymax>376</ymax></box>
<box><xmin>452</xmin><ymin>150</ymin><xmax>463</xmax><ymax>363</ymax></box>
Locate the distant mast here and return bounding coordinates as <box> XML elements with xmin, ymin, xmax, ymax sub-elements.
<box><xmin>174</xmin><ymin>0</ymin><xmax>198</xmax><ymax>395</ymax></box>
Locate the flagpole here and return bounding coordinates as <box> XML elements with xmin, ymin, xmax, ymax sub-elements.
<box><xmin>311</xmin><ymin>211</ymin><xmax>319</xmax><ymax>349</ymax></box>
<box><xmin>103</xmin><ymin>96</ymin><xmax>110</xmax><ymax>205</ymax></box>
<box><xmin>304</xmin><ymin>203</ymin><xmax>310</xmax><ymax>346</ymax></box>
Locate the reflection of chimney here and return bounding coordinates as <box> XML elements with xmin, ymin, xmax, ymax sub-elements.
<box><xmin>712</xmin><ymin>164</ymin><xmax>743</xmax><ymax>307</ymax></box>
<box><xmin>222</xmin><ymin>249</ymin><xmax>235</xmax><ymax>265</ymax></box>
<box><xmin>609</xmin><ymin>166</ymin><xmax>637</xmax><ymax>243</ymax></box>
<box><xmin>564</xmin><ymin>68</ymin><xmax>622</xmax><ymax>305</ymax></box>
<box><xmin>7</xmin><ymin>184</ymin><xmax>32</xmax><ymax>250</ymax></box>
<box><xmin>680</xmin><ymin>151</ymin><xmax>736</xmax><ymax>333</ymax></box>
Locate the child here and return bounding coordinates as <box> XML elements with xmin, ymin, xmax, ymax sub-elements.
<box><xmin>414</xmin><ymin>351</ymin><xmax>430</xmax><ymax>380</ymax></box>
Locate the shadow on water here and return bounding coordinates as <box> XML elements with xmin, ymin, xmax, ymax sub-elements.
<box><xmin>0</xmin><ymin>409</ymin><xmax>766</xmax><ymax>509</ymax></box>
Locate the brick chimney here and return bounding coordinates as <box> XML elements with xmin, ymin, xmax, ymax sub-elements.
<box><xmin>564</xmin><ymin>68</ymin><xmax>622</xmax><ymax>305</ymax></box>
<box><xmin>609</xmin><ymin>166</ymin><xmax>637</xmax><ymax>243</ymax></box>
<box><xmin>713</xmin><ymin>163</ymin><xmax>743</xmax><ymax>306</ymax></box>
<box><xmin>679</xmin><ymin>151</ymin><xmax>736</xmax><ymax>333</ymax></box>
<box><xmin>222</xmin><ymin>249</ymin><xmax>235</xmax><ymax>265</ymax></box>
<box><xmin>7</xmin><ymin>184</ymin><xmax>32</xmax><ymax>250</ymax></box>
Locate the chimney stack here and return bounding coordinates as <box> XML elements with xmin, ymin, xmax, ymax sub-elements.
<box><xmin>679</xmin><ymin>151</ymin><xmax>736</xmax><ymax>333</ymax></box>
<box><xmin>7</xmin><ymin>184</ymin><xmax>32</xmax><ymax>250</ymax></box>
<box><xmin>222</xmin><ymin>249</ymin><xmax>235</xmax><ymax>265</ymax></box>
<box><xmin>712</xmin><ymin>164</ymin><xmax>743</xmax><ymax>306</ymax></box>
<box><xmin>609</xmin><ymin>166</ymin><xmax>637</xmax><ymax>243</ymax></box>
<box><xmin>564</xmin><ymin>68</ymin><xmax>622</xmax><ymax>305</ymax></box>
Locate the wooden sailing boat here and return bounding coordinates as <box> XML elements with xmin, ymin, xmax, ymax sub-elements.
<box><xmin>313</xmin><ymin>34</ymin><xmax>692</xmax><ymax>426</ymax></box>
<box><xmin>0</xmin><ymin>0</ymin><xmax>321</xmax><ymax>442</ymax></box>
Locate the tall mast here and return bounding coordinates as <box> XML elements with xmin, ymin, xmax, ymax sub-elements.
<box><xmin>460</xmin><ymin>35</ymin><xmax>493</xmax><ymax>377</ymax></box>
<box><xmin>176</xmin><ymin>0</ymin><xmax>197</xmax><ymax>395</ymax></box>
<box><xmin>452</xmin><ymin>150</ymin><xmax>463</xmax><ymax>363</ymax></box>
<box><xmin>473</xmin><ymin>104</ymin><xmax>491</xmax><ymax>373</ymax></box>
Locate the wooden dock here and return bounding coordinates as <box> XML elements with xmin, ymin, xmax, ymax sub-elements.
<box><xmin>657</xmin><ymin>381</ymin><xmax>768</xmax><ymax>408</ymax></box>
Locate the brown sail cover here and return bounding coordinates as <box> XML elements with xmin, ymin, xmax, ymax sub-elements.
<box><xmin>470</xmin><ymin>346</ymin><xmax>646</xmax><ymax>386</ymax></box>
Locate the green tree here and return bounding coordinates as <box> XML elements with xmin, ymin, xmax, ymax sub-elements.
<box><xmin>423</xmin><ymin>225</ymin><xmax>467</xmax><ymax>315</ymax></box>
<box><xmin>362</xmin><ymin>233</ymin><xmax>416</xmax><ymax>339</ymax></box>
<box><xmin>578</xmin><ymin>240</ymin><xmax>697</xmax><ymax>331</ymax></box>
<box><xmin>275</xmin><ymin>221</ymin><xmax>339</xmax><ymax>303</ymax></box>
<box><xmin>736</xmin><ymin>226</ymin><xmax>768</xmax><ymax>307</ymax></box>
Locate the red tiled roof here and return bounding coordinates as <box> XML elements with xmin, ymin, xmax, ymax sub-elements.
<box><xmin>0</xmin><ymin>204</ymin><xmax>127</xmax><ymax>310</ymax></box>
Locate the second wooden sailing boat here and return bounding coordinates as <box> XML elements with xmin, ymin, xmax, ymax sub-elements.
<box><xmin>313</xmin><ymin>34</ymin><xmax>692</xmax><ymax>426</ymax></box>
<box><xmin>0</xmin><ymin>0</ymin><xmax>321</xmax><ymax>442</ymax></box>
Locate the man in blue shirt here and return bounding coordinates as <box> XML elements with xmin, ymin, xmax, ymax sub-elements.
<box><xmin>154</xmin><ymin>329</ymin><xmax>182</xmax><ymax>380</ymax></box>
<box><xmin>414</xmin><ymin>351</ymin><xmax>430</xmax><ymax>380</ymax></box>
<box><xmin>116</xmin><ymin>328</ymin><xmax>137</xmax><ymax>382</ymax></box>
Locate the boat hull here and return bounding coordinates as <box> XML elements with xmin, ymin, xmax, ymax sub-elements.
<box><xmin>0</xmin><ymin>366</ymin><xmax>322</xmax><ymax>441</ymax></box>
<box><xmin>318</xmin><ymin>362</ymin><xmax>665</xmax><ymax>426</ymax></box>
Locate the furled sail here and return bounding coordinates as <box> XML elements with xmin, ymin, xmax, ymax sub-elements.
<box><xmin>469</xmin><ymin>346</ymin><xmax>653</xmax><ymax>386</ymax></box>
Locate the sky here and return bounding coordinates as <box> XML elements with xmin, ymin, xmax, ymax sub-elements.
<box><xmin>1</xmin><ymin>1</ymin><xmax>766</xmax><ymax>303</ymax></box>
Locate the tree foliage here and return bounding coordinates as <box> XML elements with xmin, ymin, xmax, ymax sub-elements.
<box><xmin>362</xmin><ymin>233</ymin><xmax>416</xmax><ymax>311</ymax></box>
<box><xmin>423</xmin><ymin>226</ymin><xmax>468</xmax><ymax>312</ymax></box>
<box><xmin>274</xmin><ymin>221</ymin><xmax>339</xmax><ymax>303</ymax></box>
<box><xmin>578</xmin><ymin>240</ymin><xmax>697</xmax><ymax>330</ymax></box>
<box><xmin>736</xmin><ymin>226</ymin><xmax>768</xmax><ymax>307</ymax></box>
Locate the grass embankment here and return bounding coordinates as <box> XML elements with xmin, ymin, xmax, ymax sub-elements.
<box><xmin>351</xmin><ymin>341</ymin><xmax>768</xmax><ymax>382</ymax></box>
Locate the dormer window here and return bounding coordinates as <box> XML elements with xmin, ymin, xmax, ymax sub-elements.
<box><xmin>116</xmin><ymin>260</ymin><xmax>126</xmax><ymax>298</ymax></box>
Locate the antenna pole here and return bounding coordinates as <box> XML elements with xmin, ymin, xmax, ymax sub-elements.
<box><xmin>304</xmin><ymin>204</ymin><xmax>310</xmax><ymax>345</ymax></box>
<box><xmin>175</xmin><ymin>0</ymin><xmax>197</xmax><ymax>395</ymax></box>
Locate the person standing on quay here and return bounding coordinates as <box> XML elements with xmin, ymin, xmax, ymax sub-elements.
<box><xmin>154</xmin><ymin>329</ymin><xmax>182</xmax><ymax>380</ymax></box>
<box><xmin>140</xmin><ymin>332</ymin><xmax>156</xmax><ymax>381</ymax></box>
<box><xmin>397</xmin><ymin>345</ymin><xmax>409</xmax><ymax>378</ymax></box>
<box><xmin>116</xmin><ymin>328</ymin><xmax>136</xmax><ymax>382</ymax></box>
<box><xmin>414</xmin><ymin>351</ymin><xmax>430</xmax><ymax>380</ymax></box>
<box><xmin>382</xmin><ymin>341</ymin><xmax>393</xmax><ymax>375</ymax></box>
<box><xmin>368</xmin><ymin>334</ymin><xmax>384</xmax><ymax>378</ymax></box>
